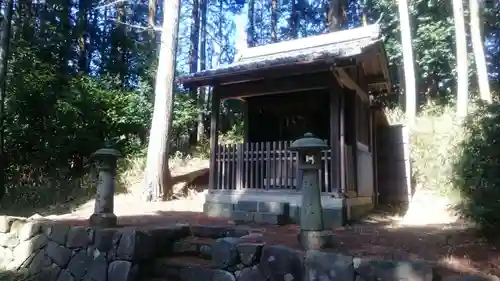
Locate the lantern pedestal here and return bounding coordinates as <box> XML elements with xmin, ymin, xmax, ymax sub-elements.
<box><xmin>298</xmin><ymin>230</ymin><xmax>334</xmax><ymax>250</ymax></box>
<box><xmin>289</xmin><ymin>133</ymin><xmax>334</xmax><ymax>250</ymax></box>
<box><xmin>89</xmin><ymin>213</ymin><xmax>117</xmax><ymax>228</ymax></box>
<box><xmin>88</xmin><ymin>147</ymin><xmax>121</xmax><ymax>228</ymax></box>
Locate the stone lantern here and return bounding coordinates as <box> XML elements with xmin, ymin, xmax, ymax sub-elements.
<box><xmin>89</xmin><ymin>146</ymin><xmax>121</xmax><ymax>228</ymax></box>
<box><xmin>289</xmin><ymin>133</ymin><xmax>333</xmax><ymax>250</ymax></box>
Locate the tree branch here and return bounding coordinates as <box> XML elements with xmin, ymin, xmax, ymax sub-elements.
<box><xmin>95</xmin><ymin>0</ymin><xmax>128</xmax><ymax>10</ymax></box>
<box><xmin>110</xmin><ymin>19</ymin><xmax>163</xmax><ymax>32</ymax></box>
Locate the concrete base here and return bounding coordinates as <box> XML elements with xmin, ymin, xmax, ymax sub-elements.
<box><xmin>298</xmin><ymin>230</ymin><xmax>334</xmax><ymax>250</ymax></box>
<box><xmin>202</xmin><ymin>190</ymin><xmax>374</xmax><ymax>227</ymax></box>
<box><xmin>89</xmin><ymin>213</ymin><xmax>117</xmax><ymax>228</ymax></box>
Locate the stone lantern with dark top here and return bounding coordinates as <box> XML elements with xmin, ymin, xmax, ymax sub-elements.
<box><xmin>89</xmin><ymin>147</ymin><xmax>121</xmax><ymax>228</ymax></box>
<box><xmin>289</xmin><ymin>133</ymin><xmax>333</xmax><ymax>250</ymax></box>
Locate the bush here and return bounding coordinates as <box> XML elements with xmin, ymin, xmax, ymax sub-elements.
<box><xmin>385</xmin><ymin>103</ymin><xmax>465</xmax><ymax>196</ymax></box>
<box><xmin>0</xmin><ymin>74</ymin><xmax>153</xmax><ymax>214</ymax></box>
<box><xmin>451</xmin><ymin>101</ymin><xmax>500</xmax><ymax>236</ymax></box>
<box><xmin>0</xmin><ymin>270</ymin><xmax>34</xmax><ymax>281</ymax></box>
<box><xmin>386</xmin><ymin>100</ymin><xmax>500</xmax><ymax>235</ymax></box>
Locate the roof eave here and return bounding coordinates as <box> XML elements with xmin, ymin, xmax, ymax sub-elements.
<box><xmin>178</xmin><ymin>59</ymin><xmax>336</xmax><ymax>88</ymax></box>
<box><xmin>178</xmin><ymin>48</ymin><xmax>369</xmax><ymax>88</ymax></box>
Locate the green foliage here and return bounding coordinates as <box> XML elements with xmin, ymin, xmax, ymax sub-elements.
<box><xmin>451</xmin><ymin>101</ymin><xmax>500</xmax><ymax>236</ymax></box>
<box><xmin>172</xmin><ymin>93</ymin><xmax>199</xmax><ymax>139</ymax></box>
<box><xmin>386</xmin><ymin>100</ymin><xmax>500</xmax><ymax>236</ymax></box>
<box><xmin>368</xmin><ymin>0</ymin><xmax>457</xmax><ymax>101</ymax></box>
<box><xmin>385</xmin><ymin>103</ymin><xmax>465</xmax><ymax>196</ymax></box>
<box><xmin>1</xmin><ymin>73</ymin><xmax>153</xmax><ymax>214</ymax></box>
<box><xmin>0</xmin><ymin>270</ymin><xmax>34</xmax><ymax>281</ymax></box>
<box><xmin>220</xmin><ymin>122</ymin><xmax>244</xmax><ymax>144</ymax></box>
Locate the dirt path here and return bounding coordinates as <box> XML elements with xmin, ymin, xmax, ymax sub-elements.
<box><xmin>40</xmin><ymin>189</ymin><xmax>499</xmax><ymax>278</ymax></box>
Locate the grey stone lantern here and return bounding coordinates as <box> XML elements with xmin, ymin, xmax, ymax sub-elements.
<box><xmin>289</xmin><ymin>132</ymin><xmax>333</xmax><ymax>250</ymax></box>
<box><xmin>89</xmin><ymin>147</ymin><xmax>121</xmax><ymax>228</ymax></box>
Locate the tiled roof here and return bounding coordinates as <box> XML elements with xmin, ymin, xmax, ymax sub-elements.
<box><xmin>178</xmin><ymin>24</ymin><xmax>383</xmax><ymax>85</ymax></box>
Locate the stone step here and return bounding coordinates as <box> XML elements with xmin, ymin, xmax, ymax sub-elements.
<box><xmin>137</xmin><ymin>277</ymin><xmax>176</xmax><ymax>281</ymax></box>
<box><xmin>171</xmin><ymin>236</ymin><xmax>216</xmax><ymax>259</ymax></box>
<box><xmin>168</xmin><ymin>229</ymin><xmax>265</xmax><ymax>259</ymax></box>
<box><xmin>143</xmin><ymin>256</ymin><xmax>217</xmax><ymax>281</ymax></box>
<box><xmin>142</xmin><ymin>236</ymin><xmax>267</xmax><ymax>281</ymax></box>
<box><xmin>189</xmin><ymin>225</ymin><xmax>251</xmax><ymax>239</ymax></box>
<box><xmin>142</xmin><ymin>256</ymin><xmax>241</xmax><ymax>281</ymax></box>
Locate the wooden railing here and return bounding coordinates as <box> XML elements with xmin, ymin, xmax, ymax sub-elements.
<box><xmin>214</xmin><ymin>141</ymin><xmax>335</xmax><ymax>193</ymax></box>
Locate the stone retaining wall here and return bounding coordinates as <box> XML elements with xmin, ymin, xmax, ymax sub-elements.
<box><xmin>152</xmin><ymin>236</ymin><xmax>448</xmax><ymax>281</ymax></box>
<box><xmin>152</xmin><ymin>228</ymin><xmax>490</xmax><ymax>281</ymax></box>
<box><xmin>0</xmin><ymin>216</ymin><xmax>490</xmax><ymax>281</ymax></box>
<box><xmin>0</xmin><ymin>216</ymin><xmax>190</xmax><ymax>281</ymax></box>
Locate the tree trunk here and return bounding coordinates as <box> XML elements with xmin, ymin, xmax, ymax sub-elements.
<box><xmin>291</xmin><ymin>0</ymin><xmax>299</xmax><ymax>38</ymax></box>
<box><xmin>196</xmin><ymin>0</ymin><xmax>208</xmax><ymax>142</ymax></box>
<box><xmin>109</xmin><ymin>2</ymin><xmax>127</xmax><ymax>87</ymax></box>
<box><xmin>327</xmin><ymin>0</ymin><xmax>347</xmax><ymax>31</ymax></box>
<box><xmin>188</xmin><ymin>0</ymin><xmax>200</xmax><ymax>78</ymax></box>
<box><xmin>469</xmin><ymin>0</ymin><xmax>491</xmax><ymax>103</ymax></box>
<box><xmin>0</xmin><ymin>0</ymin><xmax>14</xmax><ymax>201</ymax></box>
<box><xmin>247</xmin><ymin>0</ymin><xmax>255</xmax><ymax>47</ymax></box>
<box><xmin>148</xmin><ymin>0</ymin><xmax>157</xmax><ymax>55</ymax></box>
<box><xmin>397</xmin><ymin>0</ymin><xmax>417</xmax><ymax>122</ymax></box>
<box><xmin>77</xmin><ymin>0</ymin><xmax>89</xmax><ymax>74</ymax></box>
<box><xmin>271</xmin><ymin>0</ymin><xmax>278</xmax><ymax>42</ymax></box>
<box><xmin>453</xmin><ymin>0</ymin><xmax>468</xmax><ymax>117</ymax></box>
<box><xmin>361</xmin><ymin>0</ymin><xmax>368</xmax><ymax>25</ymax></box>
<box><xmin>143</xmin><ymin>0</ymin><xmax>181</xmax><ymax>201</ymax></box>
<box><xmin>189</xmin><ymin>0</ymin><xmax>200</xmax><ymax>144</ymax></box>
<box><xmin>148</xmin><ymin>0</ymin><xmax>157</xmax><ymax>27</ymax></box>
<box><xmin>118</xmin><ymin>3</ymin><xmax>127</xmax><ymax>87</ymax></box>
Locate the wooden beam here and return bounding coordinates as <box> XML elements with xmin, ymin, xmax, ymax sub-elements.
<box><xmin>365</xmin><ymin>74</ymin><xmax>387</xmax><ymax>85</ymax></box>
<box><xmin>376</xmin><ymin>45</ymin><xmax>392</xmax><ymax>90</ymax></box>
<box><xmin>218</xmin><ymin>72</ymin><xmax>332</xmax><ymax>100</ymax></box>
<box><xmin>208</xmin><ymin>87</ymin><xmax>220</xmax><ymax>191</ymax></box>
<box><xmin>180</xmin><ymin>58</ymin><xmax>358</xmax><ymax>88</ymax></box>
<box><xmin>357</xmin><ymin>62</ymin><xmax>370</xmax><ymax>95</ymax></box>
<box><xmin>352</xmin><ymin>94</ymin><xmax>359</xmax><ymax>196</ymax></box>
<box><xmin>333</xmin><ymin>68</ymin><xmax>369</xmax><ymax>102</ymax></box>
<box><xmin>339</xmin><ymin>90</ymin><xmax>346</xmax><ymax>196</ymax></box>
<box><xmin>329</xmin><ymin>90</ymin><xmax>341</xmax><ymax>195</ymax></box>
<box><xmin>242</xmin><ymin>100</ymin><xmax>248</xmax><ymax>142</ymax></box>
<box><xmin>370</xmin><ymin>108</ymin><xmax>379</xmax><ymax>206</ymax></box>
<box><xmin>181</xmin><ymin>61</ymin><xmax>334</xmax><ymax>88</ymax></box>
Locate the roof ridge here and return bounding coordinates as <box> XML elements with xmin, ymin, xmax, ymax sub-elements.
<box><xmin>238</xmin><ymin>24</ymin><xmax>381</xmax><ymax>63</ymax></box>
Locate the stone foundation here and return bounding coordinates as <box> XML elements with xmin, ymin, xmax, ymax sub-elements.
<box><xmin>0</xmin><ymin>215</ymin><xmax>190</xmax><ymax>281</ymax></box>
<box><xmin>203</xmin><ymin>193</ymin><xmax>374</xmax><ymax>227</ymax></box>
<box><xmin>0</xmin><ymin>216</ymin><xmax>485</xmax><ymax>281</ymax></box>
<box><xmin>146</xmin><ymin>226</ymin><xmax>485</xmax><ymax>281</ymax></box>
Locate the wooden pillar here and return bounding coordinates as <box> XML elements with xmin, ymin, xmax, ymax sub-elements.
<box><xmin>352</xmin><ymin>94</ymin><xmax>359</xmax><ymax>195</ymax></box>
<box><xmin>339</xmin><ymin>91</ymin><xmax>346</xmax><ymax>195</ymax></box>
<box><xmin>370</xmin><ymin>107</ymin><xmax>379</xmax><ymax>206</ymax></box>
<box><xmin>209</xmin><ymin>88</ymin><xmax>220</xmax><ymax>191</ymax></box>
<box><xmin>329</xmin><ymin>90</ymin><xmax>340</xmax><ymax>195</ymax></box>
<box><xmin>242</xmin><ymin>99</ymin><xmax>249</xmax><ymax>142</ymax></box>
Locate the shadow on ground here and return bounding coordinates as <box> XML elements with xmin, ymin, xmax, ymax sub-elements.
<box><xmin>0</xmin><ymin>269</ymin><xmax>34</xmax><ymax>281</ymax></box>
<box><xmin>172</xmin><ymin>168</ymin><xmax>209</xmax><ymax>198</ymax></box>
<box><xmin>40</xmin><ymin>209</ymin><xmax>500</xmax><ymax>278</ymax></box>
<box><xmin>0</xmin><ymin>166</ymin><xmax>210</xmax><ymax>218</ymax></box>
<box><xmin>0</xmin><ymin>182</ymin><xmax>96</xmax><ymax>218</ymax></box>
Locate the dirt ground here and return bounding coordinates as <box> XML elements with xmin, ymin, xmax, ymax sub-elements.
<box><xmin>29</xmin><ymin>160</ymin><xmax>497</xmax><ymax>279</ymax></box>
<box><xmin>39</xmin><ymin>189</ymin><xmax>500</xmax><ymax>279</ymax></box>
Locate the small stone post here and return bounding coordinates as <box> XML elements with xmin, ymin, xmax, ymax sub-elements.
<box><xmin>89</xmin><ymin>147</ymin><xmax>121</xmax><ymax>228</ymax></box>
<box><xmin>289</xmin><ymin>133</ymin><xmax>333</xmax><ymax>250</ymax></box>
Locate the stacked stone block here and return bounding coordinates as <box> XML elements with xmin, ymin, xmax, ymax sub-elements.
<box><xmin>0</xmin><ymin>216</ymin><xmax>189</xmax><ymax>281</ymax></box>
<box><xmin>231</xmin><ymin>201</ymin><xmax>291</xmax><ymax>225</ymax></box>
<box><xmin>0</xmin><ymin>216</ymin><xmax>492</xmax><ymax>281</ymax></box>
<box><xmin>150</xmin><ymin>228</ymin><xmax>492</xmax><ymax>281</ymax></box>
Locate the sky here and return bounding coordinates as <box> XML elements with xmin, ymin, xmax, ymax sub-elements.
<box><xmin>234</xmin><ymin>5</ymin><xmax>248</xmax><ymax>55</ymax></box>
